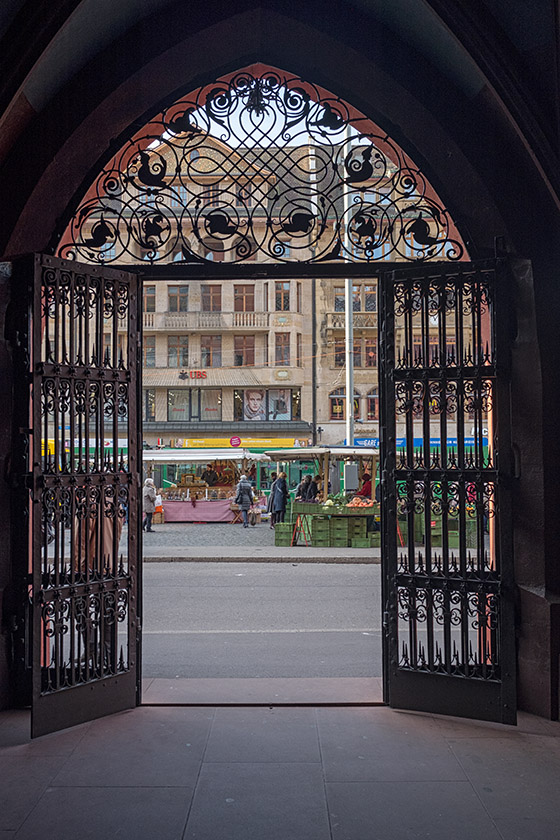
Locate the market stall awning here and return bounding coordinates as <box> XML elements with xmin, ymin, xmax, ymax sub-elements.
<box><xmin>142</xmin><ymin>448</ymin><xmax>271</xmax><ymax>463</ymax></box>
<box><xmin>263</xmin><ymin>446</ymin><xmax>378</xmax><ymax>460</ymax></box>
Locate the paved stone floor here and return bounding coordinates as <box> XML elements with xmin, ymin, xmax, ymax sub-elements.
<box><xmin>1</xmin><ymin>705</ymin><xmax>559</xmax><ymax>839</ymax></box>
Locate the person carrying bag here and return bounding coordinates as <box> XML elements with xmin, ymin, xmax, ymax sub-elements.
<box><xmin>235</xmin><ymin>474</ymin><xmax>254</xmax><ymax>528</ymax></box>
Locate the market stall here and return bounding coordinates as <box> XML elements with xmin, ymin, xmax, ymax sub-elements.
<box><xmin>263</xmin><ymin>446</ymin><xmax>380</xmax><ymax>547</ymax></box>
<box><xmin>143</xmin><ymin>449</ymin><xmax>270</xmax><ymax>523</ymax></box>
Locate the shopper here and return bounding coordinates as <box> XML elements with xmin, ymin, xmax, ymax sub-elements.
<box><xmin>142</xmin><ymin>477</ymin><xmax>157</xmax><ymax>532</ymax></box>
<box><xmin>235</xmin><ymin>473</ymin><xmax>255</xmax><ymax>528</ymax></box>
<box><xmin>267</xmin><ymin>471</ymin><xmax>278</xmax><ymax>528</ymax></box>
<box><xmin>270</xmin><ymin>471</ymin><xmax>289</xmax><ymax>523</ymax></box>
<box><xmin>295</xmin><ymin>474</ymin><xmax>312</xmax><ymax>500</ymax></box>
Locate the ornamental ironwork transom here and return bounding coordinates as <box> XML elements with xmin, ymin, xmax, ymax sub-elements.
<box><xmin>56</xmin><ymin>66</ymin><xmax>466</xmax><ymax>265</ymax></box>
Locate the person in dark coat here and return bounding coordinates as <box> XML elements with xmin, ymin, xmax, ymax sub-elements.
<box><xmin>235</xmin><ymin>474</ymin><xmax>254</xmax><ymax>528</ymax></box>
<box><xmin>270</xmin><ymin>471</ymin><xmax>289</xmax><ymax>524</ymax></box>
<box><xmin>266</xmin><ymin>471</ymin><xmax>278</xmax><ymax>528</ymax></box>
<box><xmin>295</xmin><ymin>474</ymin><xmax>312</xmax><ymax>500</ymax></box>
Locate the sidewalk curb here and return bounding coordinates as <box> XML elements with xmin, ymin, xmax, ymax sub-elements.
<box><xmin>143</xmin><ymin>555</ymin><xmax>381</xmax><ymax>563</ymax></box>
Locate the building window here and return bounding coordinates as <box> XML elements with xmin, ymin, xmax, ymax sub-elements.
<box><xmin>201</xmin><ymin>285</ymin><xmax>222</xmax><ymax>312</ymax></box>
<box><xmin>235</xmin><ymin>182</ymin><xmax>253</xmax><ymax>207</ymax></box>
<box><xmin>334</xmin><ymin>339</ymin><xmax>345</xmax><ymax>367</ymax></box>
<box><xmin>364</xmin><ymin>284</ymin><xmax>377</xmax><ymax>312</ymax></box>
<box><xmin>329</xmin><ymin>388</ymin><xmax>360</xmax><ymax>420</ymax></box>
<box><xmin>353</xmin><ymin>340</ymin><xmax>361</xmax><ymax>368</ymax></box>
<box><xmin>143</xmin><ymin>285</ymin><xmax>156</xmax><ymax>312</ymax></box>
<box><xmin>296</xmin><ymin>282</ymin><xmax>302</xmax><ymax>313</ymax></box>
<box><xmin>170</xmin><ymin>185</ymin><xmax>188</xmax><ymax>209</ymax></box>
<box><xmin>167</xmin><ymin>335</ymin><xmax>189</xmax><ymax>367</ymax></box>
<box><xmin>296</xmin><ymin>333</ymin><xmax>302</xmax><ymax>367</ymax></box>
<box><xmin>275</xmin><ymin>281</ymin><xmax>290</xmax><ymax>311</ymax></box>
<box><xmin>168</xmin><ymin>285</ymin><xmax>188</xmax><ymax>312</ymax></box>
<box><xmin>264</xmin><ymin>336</ymin><xmax>268</xmax><ymax>367</ymax></box>
<box><xmin>233</xmin><ymin>389</ymin><xmax>300</xmax><ymax>421</ymax></box>
<box><xmin>234</xmin><ymin>285</ymin><xmax>255</xmax><ymax>312</ymax></box>
<box><xmin>143</xmin><ymin>389</ymin><xmax>156</xmax><ymax>422</ymax></box>
<box><xmin>234</xmin><ymin>335</ymin><xmax>255</xmax><ymax>366</ymax></box>
<box><xmin>201</xmin><ymin>335</ymin><xmax>222</xmax><ymax>367</ymax></box>
<box><xmin>413</xmin><ymin>334</ymin><xmax>439</xmax><ymax>364</ymax></box>
<box><xmin>329</xmin><ymin>387</ymin><xmax>345</xmax><ymax>420</ymax></box>
<box><xmin>334</xmin><ymin>286</ymin><xmax>345</xmax><ymax>312</ymax></box>
<box><xmin>143</xmin><ymin>335</ymin><xmax>155</xmax><ymax>367</ymax></box>
<box><xmin>275</xmin><ymin>333</ymin><xmax>290</xmax><ymax>366</ymax></box>
<box><xmin>167</xmin><ymin>389</ymin><xmax>222</xmax><ymax>421</ymax></box>
<box><xmin>367</xmin><ymin>387</ymin><xmax>379</xmax><ymax>420</ymax></box>
<box><xmin>365</xmin><ymin>338</ymin><xmax>377</xmax><ymax>367</ymax></box>
<box><xmin>204</xmin><ymin>184</ymin><xmax>220</xmax><ymax>206</ymax></box>
<box><xmin>352</xmin><ymin>284</ymin><xmax>361</xmax><ymax>312</ymax></box>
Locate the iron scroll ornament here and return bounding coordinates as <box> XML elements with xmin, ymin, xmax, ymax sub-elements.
<box><xmin>56</xmin><ymin>69</ymin><xmax>466</xmax><ymax>265</ymax></box>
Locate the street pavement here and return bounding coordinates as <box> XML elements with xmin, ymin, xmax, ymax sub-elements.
<box><xmin>140</xmin><ymin>521</ymin><xmax>381</xmax><ymax>562</ymax></box>
<box><xmin>142</xmin><ymin>562</ymin><xmax>382</xmax><ymax>679</ymax></box>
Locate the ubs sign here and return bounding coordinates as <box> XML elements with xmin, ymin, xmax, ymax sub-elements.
<box><xmin>179</xmin><ymin>370</ymin><xmax>207</xmax><ymax>380</ymax></box>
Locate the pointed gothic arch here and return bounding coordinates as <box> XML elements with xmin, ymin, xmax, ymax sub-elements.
<box><xmin>54</xmin><ymin>64</ymin><xmax>468</xmax><ymax>267</ymax></box>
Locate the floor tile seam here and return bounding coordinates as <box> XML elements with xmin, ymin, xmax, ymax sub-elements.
<box><xmin>42</xmin><ymin>783</ymin><xmax>198</xmax><ymax>789</ymax></box>
<box><xmin>323</xmin><ymin>778</ymin><xmax>485</xmax><ymax>786</ymax></box>
<box><xmin>316</xmin><ymin>707</ymin><xmax>336</xmax><ymax>840</ymax></box>
<box><xmin>178</xmin><ymin>707</ymin><xmax>219</xmax><ymax>840</ymax></box>
<box><xmin>446</xmin><ymin>739</ymin><xmax>506</xmax><ymax>834</ymax></box>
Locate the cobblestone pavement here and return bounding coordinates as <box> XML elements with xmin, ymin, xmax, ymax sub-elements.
<box><xmin>140</xmin><ymin>521</ymin><xmax>276</xmax><ymax>547</ymax></box>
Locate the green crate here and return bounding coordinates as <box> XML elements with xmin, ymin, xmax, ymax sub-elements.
<box><xmin>331</xmin><ymin>536</ymin><xmax>350</xmax><ymax>547</ymax></box>
<box><xmin>369</xmin><ymin>532</ymin><xmax>381</xmax><ymax>547</ymax></box>
<box><xmin>351</xmin><ymin>538</ymin><xmax>371</xmax><ymax>548</ymax></box>
<box><xmin>311</xmin><ymin>536</ymin><xmax>330</xmax><ymax>547</ymax></box>
<box><xmin>348</xmin><ymin>520</ymin><xmax>367</xmax><ymax>538</ymax></box>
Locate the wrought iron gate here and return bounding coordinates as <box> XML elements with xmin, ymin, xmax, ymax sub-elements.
<box><xmin>380</xmin><ymin>260</ymin><xmax>516</xmax><ymax>724</ymax></box>
<box><xmin>12</xmin><ymin>254</ymin><xmax>142</xmax><ymax>737</ymax></box>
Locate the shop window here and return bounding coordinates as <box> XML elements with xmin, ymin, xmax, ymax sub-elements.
<box><xmin>275</xmin><ymin>332</ymin><xmax>290</xmax><ymax>366</ymax></box>
<box><xmin>143</xmin><ymin>335</ymin><xmax>155</xmax><ymax>367</ymax></box>
<box><xmin>201</xmin><ymin>335</ymin><xmax>222</xmax><ymax>367</ymax></box>
<box><xmin>143</xmin><ymin>389</ymin><xmax>156</xmax><ymax>422</ymax></box>
<box><xmin>275</xmin><ymin>281</ymin><xmax>290</xmax><ymax>311</ymax></box>
<box><xmin>233</xmin><ymin>389</ymin><xmax>300</xmax><ymax>421</ymax></box>
<box><xmin>236</xmin><ymin>182</ymin><xmax>253</xmax><ymax>207</ymax></box>
<box><xmin>234</xmin><ymin>285</ymin><xmax>255</xmax><ymax>312</ymax></box>
<box><xmin>234</xmin><ymin>335</ymin><xmax>255</xmax><ymax>366</ymax></box>
<box><xmin>201</xmin><ymin>285</ymin><xmax>222</xmax><ymax>312</ymax></box>
<box><xmin>168</xmin><ymin>285</ymin><xmax>189</xmax><ymax>312</ymax></box>
<box><xmin>167</xmin><ymin>335</ymin><xmax>189</xmax><ymax>367</ymax></box>
<box><xmin>143</xmin><ymin>285</ymin><xmax>156</xmax><ymax>313</ymax></box>
<box><xmin>200</xmin><ymin>389</ymin><xmax>222</xmax><ymax>421</ymax></box>
<box><xmin>167</xmin><ymin>389</ymin><xmax>190</xmax><ymax>421</ymax></box>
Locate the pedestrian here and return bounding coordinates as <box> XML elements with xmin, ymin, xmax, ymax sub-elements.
<box><xmin>295</xmin><ymin>474</ymin><xmax>312</xmax><ymax>500</ymax></box>
<box><xmin>267</xmin><ymin>471</ymin><xmax>278</xmax><ymax>528</ymax></box>
<box><xmin>142</xmin><ymin>477</ymin><xmax>157</xmax><ymax>532</ymax></box>
<box><xmin>270</xmin><ymin>470</ymin><xmax>289</xmax><ymax>524</ymax></box>
<box><xmin>308</xmin><ymin>475</ymin><xmax>320</xmax><ymax>501</ymax></box>
<box><xmin>235</xmin><ymin>473</ymin><xmax>254</xmax><ymax>528</ymax></box>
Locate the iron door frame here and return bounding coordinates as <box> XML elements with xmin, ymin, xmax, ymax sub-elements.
<box><xmin>12</xmin><ymin>254</ymin><xmax>143</xmax><ymax>738</ymax></box>
<box><xmin>379</xmin><ymin>259</ymin><xmax>516</xmax><ymax>724</ymax></box>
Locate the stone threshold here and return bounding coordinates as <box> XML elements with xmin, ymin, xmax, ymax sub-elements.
<box><xmin>141</xmin><ymin>677</ymin><xmax>383</xmax><ymax>705</ymax></box>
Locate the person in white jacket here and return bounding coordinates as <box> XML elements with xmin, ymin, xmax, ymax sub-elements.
<box><xmin>142</xmin><ymin>477</ymin><xmax>157</xmax><ymax>532</ymax></box>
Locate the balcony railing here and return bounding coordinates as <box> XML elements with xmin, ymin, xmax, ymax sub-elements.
<box><xmin>326</xmin><ymin>312</ymin><xmax>377</xmax><ymax>330</ymax></box>
<box><xmin>144</xmin><ymin>311</ymin><xmax>271</xmax><ymax>330</ymax></box>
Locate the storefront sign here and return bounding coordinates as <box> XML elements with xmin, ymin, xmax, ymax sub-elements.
<box><xmin>179</xmin><ymin>369</ymin><xmax>207</xmax><ymax>380</ymax></box>
<box><xmin>229</xmin><ymin>436</ymin><xmax>241</xmax><ymax>447</ymax></box>
<box><xmin>172</xmin><ymin>437</ymin><xmax>304</xmax><ymax>449</ymax></box>
<box><xmin>348</xmin><ymin>437</ymin><xmax>489</xmax><ymax>448</ymax></box>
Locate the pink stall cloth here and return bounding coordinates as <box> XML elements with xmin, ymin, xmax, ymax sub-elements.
<box><xmin>162</xmin><ymin>499</ymin><xmax>234</xmax><ymax>522</ymax></box>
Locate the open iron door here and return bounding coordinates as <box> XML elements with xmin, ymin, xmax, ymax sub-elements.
<box><xmin>379</xmin><ymin>259</ymin><xmax>516</xmax><ymax>724</ymax></box>
<box><xmin>14</xmin><ymin>255</ymin><xmax>142</xmax><ymax>737</ymax></box>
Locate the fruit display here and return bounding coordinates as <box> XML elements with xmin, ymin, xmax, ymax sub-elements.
<box><xmin>346</xmin><ymin>496</ymin><xmax>376</xmax><ymax>508</ymax></box>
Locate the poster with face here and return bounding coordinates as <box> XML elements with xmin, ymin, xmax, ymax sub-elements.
<box><xmin>243</xmin><ymin>389</ymin><xmax>266</xmax><ymax>420</ymax></box>
<box><xmin>268</xmin><ymin>389</ymin><xmax>291</xmax><ymax>421</ymax></box>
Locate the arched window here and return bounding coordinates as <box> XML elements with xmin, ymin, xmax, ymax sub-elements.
<box><xmin>367</xmin><ymin>387</ymin><xmax>379</xmax><ymax>421</ymax></box>
<box><xmin>329</xmin><ymin>388</ymin><xmax>361</xmax><ymax>421</ymax></box>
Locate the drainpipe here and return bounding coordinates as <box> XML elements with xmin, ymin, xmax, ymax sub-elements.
<box><xmin>312</xmin><ymin>276</ymin><xmax>317</xmax><ymax>444</ymax></box>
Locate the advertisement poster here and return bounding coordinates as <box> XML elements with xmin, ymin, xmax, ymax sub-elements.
<box><xmin>243</xmin><ymin>389</ymin><xmax>266</xmax><ymax>420</ymax></box>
